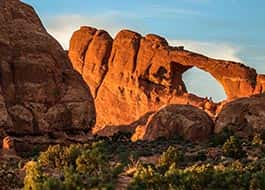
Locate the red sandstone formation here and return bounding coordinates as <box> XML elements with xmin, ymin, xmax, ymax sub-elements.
<box><xmin>0</xmin><ymin>0</ymin><xmax>95</xmax><ymax>149</ymax></box>
<box><xmin>215</xmin><ymin>94</ymin><xmax>265</xmax><ymax>137</ymax></box>
<box><xmin>69</xmin><ymin>26</ymin><xmax>264</xmax><ymax>140</ymax></box>
<box><xmin>2</xmin><ymin>136</ymin><xmax>16</xmax><ymax>155</ymax></box>
<box><xmin>254</xmin><ymin>75</ymin><xmax>265</xmax><ymax>94</ymax></box>
<box><xmin>131</xmin><ymin>104</ymin><xmax>214</xmax><ymax>142</ymax></box>
<box><xmin>0</xmin><ymin>0</ymin><xmax>264</xmax><ymax>144</ymax></box>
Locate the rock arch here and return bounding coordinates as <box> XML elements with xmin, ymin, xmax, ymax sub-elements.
<box><xmin>68</xmin><ymin>26</ymin><xmax>264</xmax><ymax>132</ymax></box>
<box><xmin>183</xmin><ymin>67</ymin><xmax>226</xmax><ymax>102</ymax></box>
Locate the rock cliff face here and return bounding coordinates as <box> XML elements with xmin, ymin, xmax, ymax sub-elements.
<box><xmin>254</xmin><ymin>75</ymin><xmax>265</xmax><ymax>94</ymax></box>
<box><xmin>0</xmin><ymin>0</ymin><xmax>96</xmax><ymax>148</ymax></box>
<box><xmin>69</xmin><ymin>26</ymin><xmax>264</xmax><ymax>136</ymax></box>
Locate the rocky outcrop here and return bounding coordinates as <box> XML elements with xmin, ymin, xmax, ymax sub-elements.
<box><xmin>254</xmin><ymin>75</ymin><xmax>265</xmax><ymax>94</ymax></box>
<box><xmin>0</xmin><ymin>0</ymin><xmax>95</xmax><ymax>149</ymax></box>
<box><xmin>215</xmin><ymin>94</ymin><xmax>265</xmax><ymax>137</ymax></box>
<box><xmin>69</xmin><ymin>26</ymin><xmax>263</xmax><ymax>135</ymax></box>
<box><xmin>131</xmin><ymin>104</ymin><xmax>214</xmax><ymax>142</ymax></box>
<box><xmin>2</xmin><ymin>136</ymin><xmax>16</xmax><ymax>155</ymax></box>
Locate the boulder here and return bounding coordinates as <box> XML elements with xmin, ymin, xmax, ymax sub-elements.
<box><xmin>2</xmin><ymin>136</ymin><xmax>16</xmax><ymax>155</ymax></box>
<box><xmin>8</xmin><ymin>105</ymin><xmax>34</xmax><ymax>134</ymax></box>
<box><xmin>215</xmin><ymin>94</ymin><xmax>265</xmax><ymax>137</ymax></box>
<box><xmin>44</xmin><ymin>104</ymin><xmax>72</xmax><ymax>131</ymax></box>
<box><xmin>131</xmin><ymin>104</ymin><xmax>214</xmax><ymax>142</ymax></box>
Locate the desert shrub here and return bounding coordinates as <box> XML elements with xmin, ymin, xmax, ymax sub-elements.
<box><xmin>222</xmin><ymin>136</ymin><xmax>246</xmax><ymax>159</ymax></box>
<box><xmin>246</xmin><ymin>158</ymin><xmax>265</xmax><ymax>172</ymax></box>
<box><xmin>249</xmin><ymin>171</ymin><xmax>265</xmax><ymax>190</ymax></box>
<box><xmin>38</xmin><ymin>144</ymin><xmax>86</xmax><ymax>168</ymax></box>
<box><xmin>23</xmin><ymin>137</ymin><xmax>265</xmax><ymax>189</ymax></box>
<box><xmin>60</xmin><ymin>166</ymin><xmax>119</xmax><ymax>190</ymax></box>
<box><xmin>24</xmin><ymin>140</ymin><xmax>123</xmax><ymax>189</ymax></box>
<box><xmin>41</xmin><ymin>177</ymin><xmax>64</xmax><ymax>190</ymax></box>
<box><xmin>21</xmin><ymin>145</ymin><xmax>41</xmax><ymax>158</ymax></box>
<box><xmin>74</xmin><ymin>141</ymin><xmax>123</xmax><ymax>189</ymax></box>
<box><xmin>129</xmin><ymin>162</ymin><xmax>252</xmax><ymax>190</ymax></box>
<box><xmin>128</xmin><ymin>147</ymin><xmax>265</xmax><ymax>190</ymax></box>
<box><xmin>252</xmin><ymin>134</ymin><xmax>263</xmax><ymax>146</ymax></box>
<box><xmin>178</xmin><ymin>164</ymin><xmax>215</xmax><ymax>189</ymax></box>
<box><xmin>159</xmin><ymin>146</ymin><xmax>184</xmax><ymax>168</ymax></box>
<box><xmin>128</xmin><ymin>164</ymin><xmax>166</xmax><ymax>190</ymax></box>
<box><xmin>38</xmin><ymin>144</ymin><xmax>63</xmax><ymax>168</ymax></box>
<box><xmin>24</xmin><ymin>161</ymin><xmax>45</xmax><ymax>190</ymax></box>
<box><xmin>24</xmin><ymin>161</ymin><xmax>65</xmax><ymax>190</ymax></box>
<box><xmin>76</xmin><ymin>143</ymin><xmax>108</xmax><ymax>174</ymax></box>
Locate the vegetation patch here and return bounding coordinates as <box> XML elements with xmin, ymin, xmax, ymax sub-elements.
<box><xmin>2</xmin><ymin>132</ymin><xmax>265</xmax><ymax>189</ymax></box>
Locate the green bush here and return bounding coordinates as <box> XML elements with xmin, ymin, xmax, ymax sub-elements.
<box><xmin>21</xmin><ymin>145</ymin><xmax>41</xmax><ymax>158</ymax></box>
<box><xmin>24</xmin><ymin>140</ymin><xmax>123</xmax><ymax>190</ymax></box>
<box><xmin>222</xmin><ymin>136</ymin><xmax>246</xmax><ymax>159</ymax></box>
<box><xmin>41</xmin><ymin>177</ymin><xmax>64</xmax><ymax>190</ymax></box>
<box><xmin>159</xmin><ymin>146</ymin><xmax>184</xmax><ymax>168</ymax></box>
<box><xmin>38</xmin><ymin>144</ymin><xmax>85</xmax><ymax>168</ymax></box>
<box><xmin>38</xmin><ymin>144</ymin><xmax>63</xmax><ymax>168</ymax></box>
<box><xmin>76</xmin><ymin>141</ymin><xmax>108</xmax><ymax>175</ymax></box>
<box><xmin>22</xmin><ymin>137</ymin><xmax>265</xmax><ymax>189</ymax></box>
<box><xmin>128</xmin><ymin>164</ymin><xmax>166</xmax><ymax>190</ymax></box>
<box><xmin>249</xmin><ymin>171</ymin><xmax>265</xmax><ymax>190</ymax></box>
<box><xmin>24</xmin><ymin>161</ymin><xmax>46</xmax><ymax>190</ymax></box>
<box><xmin>128</xmin><ymin>161</ymin><xmax>265</xmax><ymax>190</ymax></box>
<box><xmin>24</xmin><ymin>161</ymin><xmax>64</xmax><ymax>190</ymax></box>
<box><xmin>252</xmin><ymin>134</ymin><xmax>263</xmax><ymax>146</ymax></box>
<box><xmin>128</xmin><ymin>146</ymin><xmax>265</xmax><ymax>190</ymax></box>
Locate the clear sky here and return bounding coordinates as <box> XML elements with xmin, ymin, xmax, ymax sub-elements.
<box><xmin>22</xmin><ymin>0</ymin><xmax>265</xmax><ymax>101</ymax></box>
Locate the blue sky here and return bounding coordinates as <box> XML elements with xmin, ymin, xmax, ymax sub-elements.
<box><xmin>22</xmin><ymin>0</ymin><xmax>265</xmax><ymax>101</ymax></box>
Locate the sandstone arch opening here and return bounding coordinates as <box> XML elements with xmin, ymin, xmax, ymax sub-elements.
<box><xmin>183</xmin><ymin>67</ymin><xmax>226</xmax><ymax>102</ymax></box>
